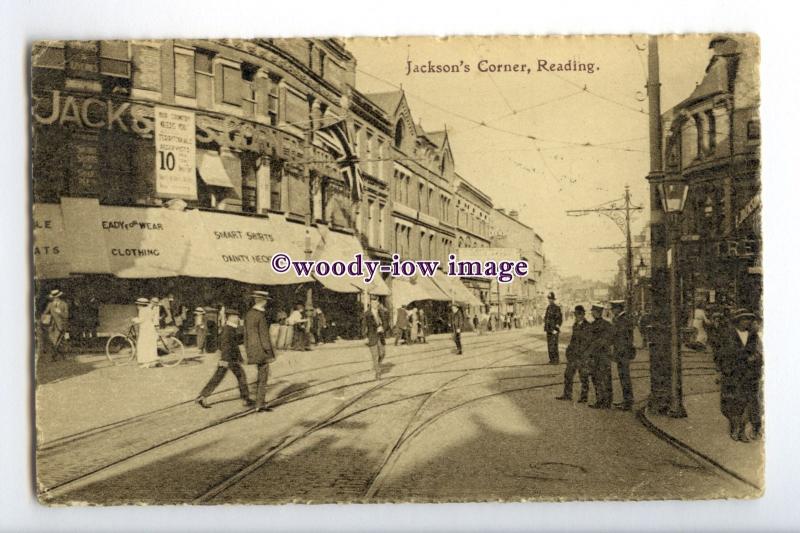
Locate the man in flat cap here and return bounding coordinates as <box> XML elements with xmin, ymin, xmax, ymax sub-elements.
<box><xmin>196</xmin><ymin>309</ymin><xmax>254</xmax><ymax>409</ymax></box>
<box><xmin>244</xmin><ymin>291</ymin><xmax>276</xmax><ymax>412</ymax></box>
<box><xmin>610</xmin><ymin>300</ymin><xmax>636</xmax><ymax>410</ymax></box>
<box><xmin>587</xmin><ymin>303</ymin><xmax>614</xmax><ymax>409</ymax></box>
<box><xmin>544</xmin><ymin>292</ymin><xmax>563</xmax><ymax>364</ymax></box>
<box><xmin>41</xmin><ymin>289</ymin><xmax>69</xmax><ymax>361</ymax></box>
<box><xmin>556</xmin><ymin>305</ymin><xmax>592</xmax><ymax>403</ymax></box>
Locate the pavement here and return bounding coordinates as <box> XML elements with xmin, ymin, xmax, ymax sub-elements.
<box><xmin>35</xmin><ymin>328</ymin><xmax>761</xmax><ymax>504</ymax></box>
<box><xmin>638</xmin><ymin>349</ymin><xmax>764</xmax><ymax>491</ymax></box>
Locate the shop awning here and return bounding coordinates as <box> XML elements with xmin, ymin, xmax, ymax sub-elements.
<box><xmin>430</xmin><ymin>272</ymin><xmax>483</xmax><ymax>307</ymax></box>
<box><xmin>313</xmin><ymin>226</ymin><xmax>390</xmax><ymax>295</ymax></box>
<box><xmin>197</xmin><ymin>149</ymin><xmax>236</xmax><ymax>188</ymax></box>
<box><xmin>390</xmin><ymin>274</ymin><xmax>449</xmax><ymax>307</ymax></box>
<box><xmin>97</xmin><ymin>205</ymin><xmax>197</xmax><ymax>278</ymax></box>
<box><xmin>185</xmin><ymin>209</ymin><xmax>317</xmax><ymax>285</ymax></box>
<box><xmin>33</xmin><ymin>203</ymin><xmax>72</xmax><ymax>279</ymax></box>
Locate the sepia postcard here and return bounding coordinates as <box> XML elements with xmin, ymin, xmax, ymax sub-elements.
<box><xmin>31</xmin><ymin>34</ymin><xmax>762</xmax><ymax>505</ymax></box>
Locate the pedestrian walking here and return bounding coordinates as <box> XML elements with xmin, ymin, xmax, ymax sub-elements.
<box><xmin>450</xmin><ymin>304</ymin><xmax>464</xmax><ymax>355</ymax></box>
<box><xmin>715</xmin><ymin>308</ymin><xmax>763</xmax><ymax>442</ymax></box>
<box><xmin>409</xmin><ymin>306</ymin><xmax>419</xmax><ymax>345</ymax></box>
<box><xmin>288</xmin><ymin>303</ymin><xmax>311</xmax><ymax>351</ymax></box>
<box><xmin>394</xmin><ymin>305</ymin><xmax>410</xmax><ymax>346</ymax></box>
<box><xmin>417</xmin><ymin>307</ymin><xmax>428</xmax><ymax>343</ymax></box>
<box><xmin>244</xmin><ymin>291</ymin><xmax>276</xmax><ymax>412</ymax></box>
<box><xmin>133</xmin><ymin>297</ymin><xmax>159</xmax><ymax>368</ymax></box>
<box><xmin>363</xmin><ymin>295</ymin><xmax>388</xmax><ymax>379</ymax></box>
<box><xmin>194</xmin><ymin>307</ymin><xmax>207</xmax><ymax>352</ymax></box>
<box><xmin>587</xmin><ymin>303</ymin><xmax>613</xmax><ymax>409</ymax></box>
<box><xmin>196</xmin><ymin>309</ymin><xmax>254</xmax><ymax>409</ymax></box>
<box><xmin>556</xmin><ymin>305</ymin><xmax>592</xmax><ymax>403</ymax></box>
<box><xmin>610</xmin><ymin>300</ymin><xmax>635</xmax><ymax>411</ymax></box>
<box><xmin>544</xmin><ymin>292</ymin><xmax>563</xmax><ymax>364</ymax></box>
<box><xmin>688</xmin><ymin>301</ymin><xmax>711</xmax><ymax>351</ymax></box>
<box><xmin>41</xmin><ymin>289</ymin><xmax>69</xmax><ymax>360</ymax></box>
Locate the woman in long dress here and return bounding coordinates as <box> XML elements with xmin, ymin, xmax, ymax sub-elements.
<box><xmin>133</xmin><ymin>297</ymin><xmax>159</xmax><ymax>368</ymax></box>
<box><xmin>691</xmin><ymin>302</ymin><xmax>710</xmax><ymax>348</ymax></box>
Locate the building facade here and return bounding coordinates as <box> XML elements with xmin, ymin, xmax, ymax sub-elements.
<box><xmin>658</xmin><ymin>35</ymin><xmax>761</xmax><ymax>320</ymax></box>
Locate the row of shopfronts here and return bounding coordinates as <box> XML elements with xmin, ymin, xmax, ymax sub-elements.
<box><xmin>33</xmin><ymin>198</ymin><xmax>482</xmax><ymax>338</ymax></box>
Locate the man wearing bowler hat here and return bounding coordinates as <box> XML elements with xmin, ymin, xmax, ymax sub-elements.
<box><xmin>610</xmin><ymin>300</ymin><xmax>636</xmax><ymax>410</ymax></box>
<box><xmin>195</xmin><ymin>309</ymin><xmax>254</xmax><ymax>409</ymax></box>
<box><xmin>244</xmin><ymin>290</ymin><xmax>276</xmax><ymax>412</ymax></box>
<box><xmin>544</xmin><ymin>292</ymin><xmax>563</xmax><ymax>364</ymax></box>
<box><xmin>587</xmin><ymin>303</ymin><xmax>614</xmax><ymax>409</ymax></box>
<box><xmin>556</xmin><ymin>304</ymin><xmax>592</xmax><ymax>403</ymax></box>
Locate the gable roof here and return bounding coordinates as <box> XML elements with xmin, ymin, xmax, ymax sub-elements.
<box><xmin>365</xmin><ymin>91</ymin><xmax>404</xmax><ymax>115</ymax></box>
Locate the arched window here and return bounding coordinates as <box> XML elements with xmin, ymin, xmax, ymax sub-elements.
<box><xmin>394</xmin><ymin>121</ymin><xmax>404</xmax><ymax>149</ymax></box>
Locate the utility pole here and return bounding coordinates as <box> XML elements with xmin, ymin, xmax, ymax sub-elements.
<box><xmin>645</xmin><ymin>34</ymin><xmax>671</xmax><ymax>415</ymax></box>
<box><xmin>566</xmin><ymin>188</ymin><xmax>642</xmax><ymax>310</ymax></box>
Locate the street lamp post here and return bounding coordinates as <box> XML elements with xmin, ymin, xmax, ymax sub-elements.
<box><xmin>659</xmin><ymin>177</ymin><xmax>689</xmax><ymax>418</ymax></box>
<box><xmin>637</xmin><ymin>257</ymin><xmax>648</xmax><ymax>315</ymax></box>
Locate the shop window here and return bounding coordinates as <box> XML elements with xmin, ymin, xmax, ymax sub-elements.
<box><xmin>100</xmin><ymin>129</ymin><xmax>137</xmax><ymax>205</ymax></box>
<box><xmin>174</xmin><ymin>48</ymin><xmax>195</xmax><ymax>98</ymax></box>
<box><xmin>131</xmin><ymin>44</ymin><xmax>162</xmax><ymax>92</ymax></box>
<box><xmin>100</xmin><ymin>41</ymin><xmax>130</xmax><ymax>78</ymax></box>
<box><xmin>221</xmin><ymin>65</ymin><xmax>241</xmax><ymax>106</ymax></box>
<box><xmin>194</xmin><ymin>49</ymin><xmax>214</xmax><ymax>108</ymax></box>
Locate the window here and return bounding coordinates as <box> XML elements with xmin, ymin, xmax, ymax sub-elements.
<box><xmin>100</xmin><ymin>41</ymin><xmax>130</xmax><ymax>78</ymax></box>
<box><xmin>241</xmin><ymin>64</ymin><xmax>258</xmax><ymax>115</ymax></box>
<box><xmin>318</xmin><ymin>49</ymin><xmax>326</xmax><ymax>77</ymax></box>
<box><xmin>270</xmin><ymin>160</ymin><xmax>284</xmax><ymax>211</ymax></box>
<box><xmin>32</xmin><ymin>42</ymin><xmax>65</xmax><ymax>70</ymax></box>
<box><xmin>378</xmin><ymin>203</ymin><xmax>385</xmax><ymax>248</ymax></box>
<box><xmin>747</xmin><ymin>119</ymin><xmax>760</xmax><ymax>140</ymax></box>
<box><xmin>367</xmin><ymin>200</ymin><xmax>375</xmax><ymax>246</ymax></box>
<box><xmin>221</xmin><ymin>65</ymin><xmax>241</xmax><ymax>106</ymax></box>
<box><xmin>241</xmin><ymin>151</ymin><xmax>259</xmax><ymax>213</ymax></box>
<box><xmin>418</xmin><ymin>183</ymin><xmax>424</xmax><ymax>211</ymax></box>
<box><xmin>267</xmin><ymin>75</ymin><xmax>280</xmax><ymax>125</ymax></box>
<box><xmin>705</xmin><ymin>110</ymin><xmax>716</xmax><ymax>151</ymax></box>
<box><xmin>394</xmin><ymin>121</ymin><xmax>404</xmax><ymax>149</ymax></box>
<box><xmin>693</xmin><ymin>114</ymin><xmax>703</xmax><ymax>156</ymax></box>
<box><xmin>131</xmin><ymin>44</ymin><xmax>162</xmax><ymax>91</ymax></box>
<box><xmin>173</xmin><ymin>48</ymin><xmax>195</xmax><ymax>98</ymax></box>
<box><xmin>194</xmin><ymin>49</ymin><xmax>214</xmax><ymax>108</ymax></box>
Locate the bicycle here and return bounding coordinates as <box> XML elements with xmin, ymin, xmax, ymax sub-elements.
<box><xmin>105</xmin><ymin>324</ymin><xmax>186</xmax><ymax>367</ymax></box>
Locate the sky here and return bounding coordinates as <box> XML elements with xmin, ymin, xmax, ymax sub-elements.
<box><xmin>345</xmin><ymin>35</ymin><xmax>719</xmax><ymax>283</ymax></box>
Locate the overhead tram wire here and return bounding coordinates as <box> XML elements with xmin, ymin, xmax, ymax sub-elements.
<box><xmin>355</xmin><ymin>66</ymin><xmax>652</xmax><ymax>153</ymax></box>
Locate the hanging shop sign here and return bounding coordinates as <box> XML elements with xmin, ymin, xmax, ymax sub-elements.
<box><xmin>154</xmin><ymin>106</ymin><xmax>196</xmax><ymax>200</ymax></box>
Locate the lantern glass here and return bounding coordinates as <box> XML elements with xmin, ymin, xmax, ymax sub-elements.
<box><xmin>659</xmin><ymin>180</ymin><xmax>689</xmax><ymax>214</ymax></box>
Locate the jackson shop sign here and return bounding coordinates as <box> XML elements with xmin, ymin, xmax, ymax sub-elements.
<box><xmin>31</xmin><ymin>90</ymin><xmax>338</xmax><ymax>175</ymax></box>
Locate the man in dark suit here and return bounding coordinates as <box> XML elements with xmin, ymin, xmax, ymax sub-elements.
<box><xmin>450</xmin><ymin>304</ymin><xmax>464</xmax><ymax>355</ymax></box>
<box><xmin>556</xmin><ymin>305</ymin><xmax>592</xmax><ymax>402</ymax></box>
<box><xmin>587</xmin><ymin>303</ymin><xmax>614</xmax><ymax>409</ymax></box>
<box><xmin>196</xmin><ymin>309</ymin><xmax>253</xmax><ymax>409</ymax></box>
<box><xmin>544</xmin><ymin>292</ymin><xmax>563</xmax><ymax>364</ymax></box>
<box><xmin>244</xmin><ymin>290</ymin><xmax>276</xmax><ymax>412</ymax></box>
<box><xmin>716</xmin><ymin>309</ymin><xmax>763</xmax><ymax>441</ymax></box>
<box><xmin>610</xmin><ymin>300</ymin><xmax>636</xmax><ymax>410</ymax></box>
<box><xmin>363</xmin><ymin>295</ymin><xmax>388</xmax><ymax>379</ymax></box>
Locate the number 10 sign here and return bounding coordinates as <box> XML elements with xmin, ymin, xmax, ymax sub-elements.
<box><xmin>154</xmin><ymin>106</ymin><xmax>197</xmax><ymax>200</ymax></box>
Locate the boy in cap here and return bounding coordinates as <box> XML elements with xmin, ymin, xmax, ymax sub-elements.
<box><xmin>363</xmin><ymin>295</ymin><xmax>388</xmax><ymax>379</ymax></box>
<box><xmin>544</xmin><ymin>292</ymin><xmax>563</xmax><ymax>364</ymax></box>
<box><xmin>196</xmin><ymin>309</ymin><xmax>253</xmax><ymax>409</ymax></box>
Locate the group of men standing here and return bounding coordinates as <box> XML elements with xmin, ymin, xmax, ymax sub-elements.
<box><xmin>554</xmin><ymin>297</ymin><xmax>636</xmax><ymax>411</ymax></box>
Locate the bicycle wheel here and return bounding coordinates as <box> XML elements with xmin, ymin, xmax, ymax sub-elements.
<box><xmin>105</xmin><ymin>334</ymin><xmax>136</xmax><ymax>365</ymax></box>
<box><xmin>158</xmin><ymin>336</ymin><xmax>185</xmax><ymax>367</ymax></box>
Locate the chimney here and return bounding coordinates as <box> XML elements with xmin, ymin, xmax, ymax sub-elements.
<box><xmin>509</xmin><ymin>210</ymin><xmax>519</xmax><ymax>220</ymax></box>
